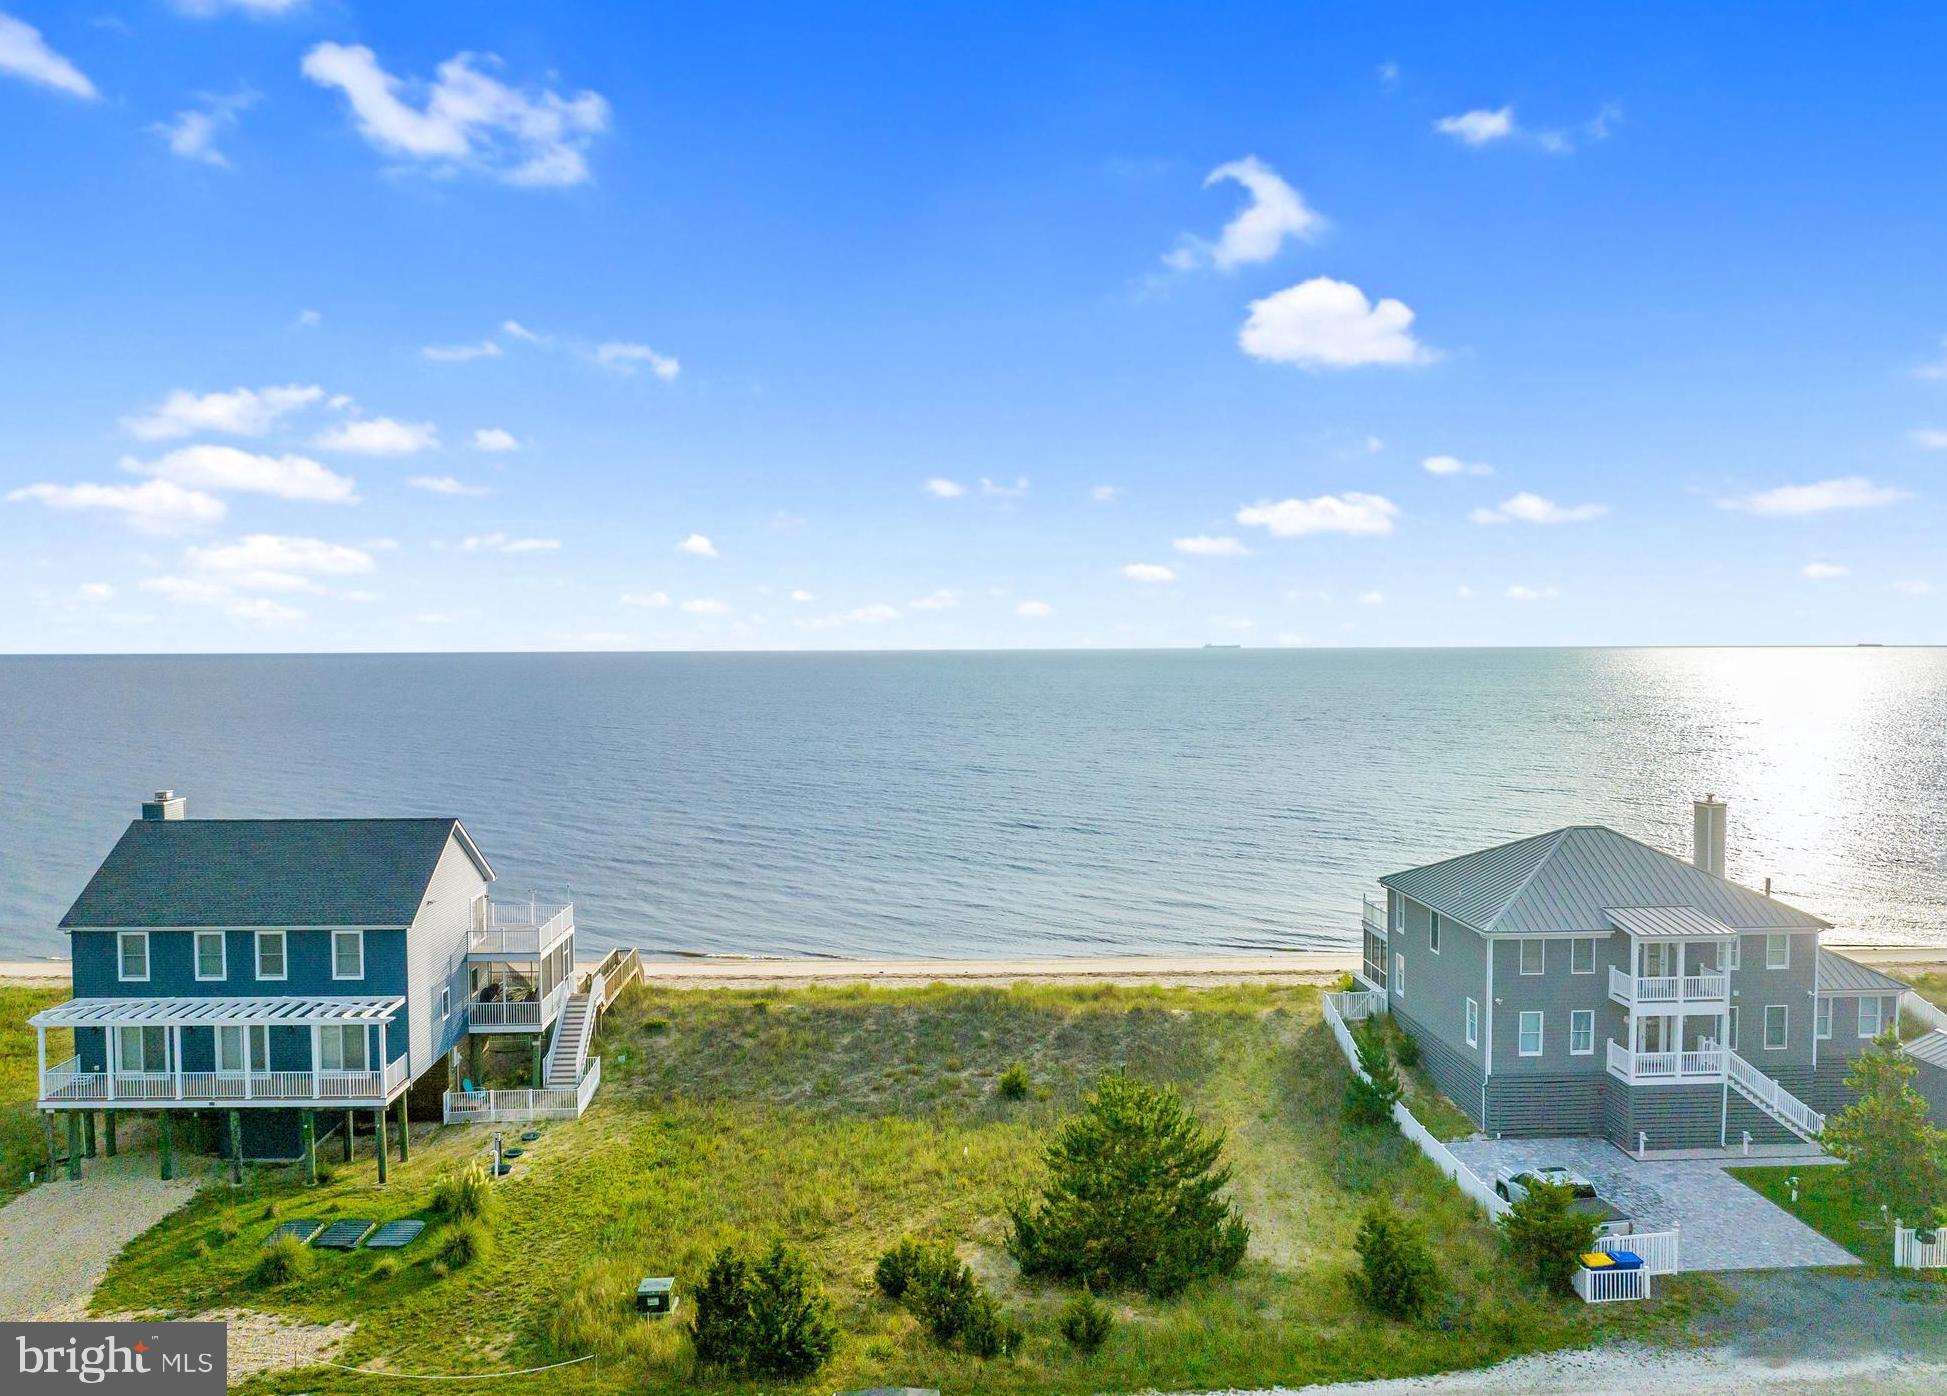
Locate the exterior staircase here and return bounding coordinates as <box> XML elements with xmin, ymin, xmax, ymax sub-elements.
<box><xmin>1725</xmin><ymin>1048</ymin><xmax>1825</xmax><ymax>1144</ymax></box>
<box><xmin>544</xmin><ymin>991</ymin><xmax>594</xmax><ymax>1089</ymax></box>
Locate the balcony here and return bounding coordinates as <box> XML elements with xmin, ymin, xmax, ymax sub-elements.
<box><xmin>468</xmin><ymin>900</ymin><xmax>574</xmax><ymax>960</ymax></box>
<box><xmin>464</xmin><ymin>978</ymin><xmax>571</xmax><ymax>1033</ymax></box>
<box><xmin>1606</xmin><ymin>1038</ymin><xmax>1724</xmax><ymax>1083</ymax></box>
<box><xmin>39</xmin><ymin>1054</ymin><xmax>408</xmax><ymax>1107</ymax></box>
<box><xmin>1361</xmin><ymin>895</ymin><xmax>1387</xmax><ymax>937</ymax></box>
<box><xmin>1607</xmin><ymin>965</ymin><xmax>1727</xmax><ymax>1008</ymax></box>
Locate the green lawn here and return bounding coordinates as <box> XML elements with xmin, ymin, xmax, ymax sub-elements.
<box><xmin>0</xmin><ymin>985</ymin><xmax>67</xmax><ymax>1200</ymax></box>
<box><xmin>66</xmin><ymin>982</ymin><xmax>1707</xmax><ymax>1393</ymax></box>
<box><xmin>1727</xmin><ymin>1164</ymin><xmax>1896</xmax><ymax>1270</ymax></box>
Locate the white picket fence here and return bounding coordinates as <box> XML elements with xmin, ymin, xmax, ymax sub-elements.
<box><xmin>1597</xmin><ymin>1227</ymin><xmax>1680</xmax><ymax>1276</ymax></box>
<box><xmin>1894</xmin><ymin>1223</ymin><xmax>1947</xmax><ymax>1270</ymax></box>
<box><xmin>1573</xmin><ymin>1263</ymin><xmax>1649</xmax><ymax>1303</ymax></box>
<box><xmin>1322</xmin><ymin>989</ymin><xmax>1508</xmax><ymax>1220</ymax></box>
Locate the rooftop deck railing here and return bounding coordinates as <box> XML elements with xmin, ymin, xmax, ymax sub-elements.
<box><xmin>468</xmin><ymin>901</ymin><xmax>574</xmax><ymax>959</ymax></box>
<box><xmin>1361</xmin><ymin>895</ymin><xmax>1387</xmax><ymax>935</ymax></box>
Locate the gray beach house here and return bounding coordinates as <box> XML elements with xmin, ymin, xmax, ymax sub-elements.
<box><xmin>1358</xmin><ymin>798</ymin><xmax>1905</xmax><ymax>1152</ymax></box>
<box><xmin>30</xmin><ymin>791</ymin><xmax>587</xmax><ymax>1172</ymax></box>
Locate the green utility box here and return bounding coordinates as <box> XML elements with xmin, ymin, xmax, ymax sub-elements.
<box><xmin>636</xmin><ymin>1276</ymin><xmax>677</xmax><ymax>1316</ymax></box>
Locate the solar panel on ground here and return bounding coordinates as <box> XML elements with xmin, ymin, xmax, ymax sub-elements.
<box><xmin>312</xmin><ymin>1219</ymin><xmax>376</xmax><ymax>1250</ymax></box>
<box><xmin>264</xmin><ymin>1220</ymin><xmax>324</xmax><ymax>1246</ymax></box>
<box><xmin>364</xmin><ymin>1220</ymin><xmax>426</xmax><ymax>1250</ymax></box>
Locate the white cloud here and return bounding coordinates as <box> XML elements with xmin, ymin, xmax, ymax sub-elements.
<box><xmin>300</xmin><ymin>42</ymin><xmax>610</xmax><ymax>188</ymax></box>
<box><xmin>502</xmin><ymin>319</ymin><xmax>543</xmax><ymax>343</ymax></box>
<box><xmin>1909</xmin><ymin>428</ymin><xmax>1947</xmax><ymax>449</ymax></box>
<box><xmin>1090</xmin><ymin>485</ymin><xmax>1121</xmax><ymax>503</ymax></box>
<box><xmin>1166</xmin><ymin>155</ymin><xmax>1324</xmax><ymax>272</ymax></box>
<box><xmin>78</xmin><ymin>582</ymin><xmax>116</xmax><ymax>601</ymax></box>
<box><xmin>1172</xmin><ymin>534</ymin><xmax>1249</xmax><ymax>556</ymax></box>
<box><xmin>1015</xmin><ymin>600</ymin><xmax>1052</xmax><ymax>618</ymax></box>
<box><xmin>461</xmin><ymin>533</ymin><xmax>558</xmax><ymax>554</ymax></box>
<box><xmin>409</xmin><ymin>475</ymin><xmax>491</xmax><ymax>497</ymax></box>
<box><xmin>1716</xmin><ymin>476</ymin><xmax>1912</xmax><ymax>516</ymax></box>
<box><xmin>1122</xmin><ymin>563</ymin><xmax>1175</xmax><ymax>583</ymax></box>
<box><xmin>1236</xmin><ymin>491</ymin><xmax>1399</xmax><ymax>538</ymax></box>
<box><xmin>805</xmin><ymin>602</ymin><xmax>901</xmax><ymax>629</ymax></box>
<box><xmin>1469</xmin><ymin>492</ymin><xmax>1607</xmax><ymax>525</ymax></box>
<box><xmin>175</xmin><ymin>0</ymin><xmax>308</xmax><ymax>14</ymax></box>
<box><xmin>1210</xmin><ymin>615</ymin><xmax>1255</xmax><ymax>631</ymax></box>
<box><xmin>621</xmin><ymin>590</ymin><xmax>671</xmax><ymax>608</ymax></box>
<box><xmin>141</xmin><ymin>575</ymin><xmax>231</xmax><ymax>604</ymax></box>
<box><xmin>1456</xmin><ymin>585</ymin><xmax>1476</xmax><ymax>599</ymax></box>
<box><xmin>188</xmin><ymin>534</ymin><xmax>375</xmax><ymax>576</ymax></box>
<box><xmin>1358</xmin><ymin>590</ymin><xmax>1385</xmax><ymax>605</ymax></box>
<box><xmin>124</xmin><ymin>383</ymin><xmax>324</xmax><ymax>440</ymax></box>
<box><xmin>0</xmin><ymin>13</ymin><xmax>97</xmax><ymax>99</ymax></box>
<box><xmin>312</xmin><ymin>417</ymin><xmax>438</xmax><ymax>455</ymax></box>
<box><xmin>924</xmin><ymin>478</ymin><xmax>965</xmax><ymax>499</ymax></box>
<box><xmin>1377</xmin><ymin>61</ymin><xmax>1400</xmax><ymax>90</ymax></box>
<box><xmin>227</xmin><ymin>596</ymin><xmax>305</xmax><ymax>623</ymax></box>
<box><xmin>1423</xmin><ymin>453</ymin><xmax>1493</xmax><ymax>477</ymax></box>
<box><xmin>677</xmin><ymin>533</ymin><xmax>717</xmax><ymax>558</ymax></box>
<box><xmin>1239</xmin><ymin>277</ymin><xmax>1435</xmax><ymax>369</ymax></box>
<box><xmin>909</xmin><ymin>589</ymin><xmax>959</xmax><ymax>610</ymax></box>
<box><xmin>1802</xmin><ymin>562</ymin><xmax>1849</xmax><ymax>580</ymax></box>
<box><xmin>681</xmin><ymin>598</ymin><xmax>730</xmax><ymax>615</ymax></box>
<box><xmin>1894</xmin><ymin>579</ymin><xmax>1934</xmax><ymax>596</ymax></box>
<box><xmin>594</xmin><ymin>342</ymin><xmax>680</xmax><ymax>379</ymax></box>
<box><xmin>7</xmin><ymin>480</ymin><xmax>225</xmax><ymax>532</ymax></box>
<box><xmin>151</xmin><ymin>90</ymin><xmax>255</xmax><ymax>167</ymax></box>
<box><xmin>124</xmin><ymin>444</ymin><xmax>357</xmax><ymax>503</ymax></box>
<box><xmin>1914</xmin><ymin>339</ymin><xmax>1947</xmax><ymax>381</ymax></box>
<box><xmin>472</xmin><ymin>427</ymin><xmax>518</xmax><ymax>452</ymax></box>
<box><xmin>789</xmin><ymin>589</ymin><xmax>815</xmax><ymax>603</ymax></box>
<box><xmin>980</xmin><ymin>476</ymin><xmax>1029</xmax><ymax>498</ymax></box>
<box><xmin>295</xmin><ymin>308</ymin><xmax>322</xmax><ymax>328</ymax></box>
<box><xmin>1505</xmin><ymin>584</ymin><xmax>1559</xmax><ymax>602</ymax></box>
<box><xmin>422</xmin><ymin>339</ymin><xmax>502</xmax><ymax>363</ymax></box>
<box><xmin>1434</xmin><ymin>106</ymin><xmax>1515</xmax><ymax>146</ymax></box>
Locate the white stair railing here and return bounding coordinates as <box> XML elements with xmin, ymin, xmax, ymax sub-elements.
<box><xmin>1725</xmin><ymin>1048</ymin><xmax>1824</xmax><ymax>1140</ymax></box>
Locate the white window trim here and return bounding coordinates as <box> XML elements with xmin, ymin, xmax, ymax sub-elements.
<box><xmin>1725</xmin><ymin>937</ymin><xmax>1741</xmax><ymax>971</ymax></box>
<box><xmin>1465</xmin><ymin>997</ymin><xmax>1478</xmax><ymax>1047</ymax></box>
<box><xmin>1394</xmin><ymin>951</ymin><xmax>1405</xmax><ymax>998</ymax></box>
<box><xmin>1519</xmin><ymin>939</ymin><xmax>1545</xmax><ymax>976</ymax></box>
<box><xmin>117</xmin><ymin>931</ymin><xmax>150</xmax><ymax>983</ymax></box>
<box><xmin>254</xmin><ymin>929</ymin><xmax>288</xmax><ymax>981</ymax></box>
<box><xmin>1518</xmin><ymin>1010</ymin><xmax>1544</xmax><ymax>1057</ymax></box>
<box><xmin>332</xmin><ymin>929</ymin><xmax>365</xmax><ymax>981</ymax></box>
<box><xmin>1816</xmin><ymin>997</ymin><xmax>1832</xmax><ymax>1040</ymax></box>
<box><xmin>1569</xmin><ymin>1009</ymin><xmax>1594</xmax><ymax>1055</ymax></box>
<box><xmin>216</xmin><ymin>1024</ymin><xmax>245</xmax><ymax>1073</ymax></box>
<box><xmin>1765</xmin><ymin>933</ymin><xmax>1790</xmax><ymax>970</ymax></box>
<box><xmin>194</xmin><ymin>930</ymin><xmax>227</xmax><ymax>982</ymax></box>
<box><xmin>1763</xmin><ymin>1004</ymin><xmax>1788</xmax><ymax>1051</ymax></box>
<box><xmin>1859</xmin><ymin>997</ymin><xmax>1883</xmax><ymax>1039</ymax></box>
<box><xmin>1571</xmin><ymin>936</ymin><xmax>1596</xmax><ymax>975</ymax></box>
<box><xmin>1727</xmin><ymin>1005</ymin><xmax>1740</xmax><ymax>1051</ymax></box>
<box><xmin>1429</xmin><ymin>912</ymin><xmax>1441</xmax><ymax>955</ymax></box>
<box><xmin>441</xmin><ymin>985</ymin><xmax>451</xmax><ymax>1022</ymax></box>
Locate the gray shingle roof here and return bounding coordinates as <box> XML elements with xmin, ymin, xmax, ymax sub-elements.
<box><xmin>1816</xmin><ymin>949</ymin><xmax>1907</xmax><ymax>996</ymax></box>
<box><xmin>60</xmin><ymin>818</ymin><xmax>488</xmax><ymax>930</ymax></box>
<box><xmin>1379</xmin><ymin>825</ymin><xmax>1830</xmax><ymax>935</ymax></box>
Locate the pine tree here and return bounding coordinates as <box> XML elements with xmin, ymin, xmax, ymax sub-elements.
<box><xmin>1823</xmin><ymin>1031</ymin><xmax>1947</xmax><ymax>1224</ymax></box>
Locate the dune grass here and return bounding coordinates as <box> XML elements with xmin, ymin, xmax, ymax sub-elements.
<box><xmin>0</xmin><ymin>985</ymin><xmax>67</xmax><ymax>1200</ymax></box>
<box><xmin>79</xmin><ymin>982</ymin><xmax>1707</xmax><ymax>1393</ymax></box>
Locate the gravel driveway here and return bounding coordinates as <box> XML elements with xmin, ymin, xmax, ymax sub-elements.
<box><xmin>0</xmin><ymin>1142</ymin><xmax>203</xmax><ymax>1320</ymax></box>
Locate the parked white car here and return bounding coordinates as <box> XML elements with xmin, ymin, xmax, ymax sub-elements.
<box><xmin>1493</xmin><ymin>1165</ymin><xmax>1633</xmax><ymax>1236</ymax></box>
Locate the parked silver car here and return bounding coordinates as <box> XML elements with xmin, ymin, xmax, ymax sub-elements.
<box><xmin>1493</xmin><ymin>1165</ymin><xmax>1633</xmax><ymax>1237</ymax></box>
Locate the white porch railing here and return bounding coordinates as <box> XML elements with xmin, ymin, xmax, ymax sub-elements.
<box><xmin>442</xmin><ymin>1056</ymin><xmax>602</xmax><ymax>1124</ymax></box>
<box><xmin>1608</xmin><ymin>965</ymin><xmax>1728</xmax><ymax>1006</ymax></box>
<box><xmin>1574</xmin><ymin>1263</ymin><xmax>1649</xmax><ymax>1303</ymax></box>
<box><xmin>467</xmin><ymin>978</ymin><xmax>571</xmax><ymax>1031</ymax></box>
<box><xmin>1895</xmin><ymin>1223</ymin><xmax>1947</xmax><ymax>1270</ymax></box>
<box><xmin>1726</xmin><ymin>1048</ymin><xmax>1825</xmax><ymax>1138</ymax></box>
<box><xmin>40</xmin><ymin>1056</ymin><xmax>407</xmax><ymax>1105</ymax></box>
<box><xmin>1606</xmin><ymin>1039</ymin><xmax>1723</xmax><ymax>1082</ymax></box>
<box><xmin>468</xmin><ymin>901</ymin><xmax>574</xmax><ymax>959</ymax></box>
<box><xmin>1361</xmin><ymin>895</ymin><xmax>1387</xmax><ymax>936</ymax></box>
<box><xmin>1597</xmin><ymin>1227</ymin><xmax>1680</xmax><ymax>1276</ymax></box>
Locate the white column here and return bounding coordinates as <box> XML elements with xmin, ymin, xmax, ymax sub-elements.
<box><xmin>171</xmin><ymin>1025</ymin><xmax>182</xmax><ymax>1099</ymax></box>
<box><xmin>309</xmin><ymin>1024</ymin><xmax>320</xmax><ymax>1099</ymax></box>
<box><xmin>243</xmin><ymin>1021</ymin><xmax>254</xmax><ymax>1100</ymax></box>
<box><xmin>36</xmin><ymin>1026</ymin><xmax>46</xmax><ymax>1096</ymax></box>
<box><xmin>382</xmin><ymin>1018</ymin><xmax>392</xmax><ymax>1092</ymax></box>
<box><xmin>106</xmin><ymin>1025</ymin><xmax>117</xmax><ymax>1100</ymax></box>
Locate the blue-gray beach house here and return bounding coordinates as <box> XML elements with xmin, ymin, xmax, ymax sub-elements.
<box><xmin>31</xmin><ymin>791</ymin><xmax>582</xmax><ymax>1174</ymax></box>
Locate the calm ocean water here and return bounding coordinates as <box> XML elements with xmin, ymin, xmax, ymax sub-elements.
<box><xmin>0</xmin><ymin>649</ymin><xmax>1942</xmax><ymax>960</ymax></box>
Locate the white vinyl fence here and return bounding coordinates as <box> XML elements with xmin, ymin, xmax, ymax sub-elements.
<box><xmin>1894</xmin><ymin>1223</ymin><xmax>1947</xmax><ymax>1270</ymax></box>
<box><xmin>1901</xmin><ymin>991</ymin><xmax>1947</xmax><ymax>1036</ymax></box>
<box><xmin>1573</xmin><ymin>1264</ymin><xmax>1649</xmax><ymax>1303</ymax></box>
<box><xmin>1597</xmin><ymin>1227</ymin><xmax>1680</xmax><ymax>1276</ymax></box>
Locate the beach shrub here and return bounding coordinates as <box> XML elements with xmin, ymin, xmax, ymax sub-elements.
<box><xmin>1342</xmin><ymin>1023</ymin><xmax>1402</xmax><ymax>1128</ymax></box>
<box><xmin>250</xmin><ymin>1236</ymin><xmax>314</xmax><ymax>1286</ymax></box>
<box><xmin>1390</xmin><ymin>1024</ymin><xmax>1422</xmax><ymax>1070</ymax></box>
<box><xmin>431</xmin><ymin>1163</ymin><xmax>496</xmax><ymax>1223</ymax></box>
<box><xmin>874</xmin><ymin>1237</ymin><xmax>1020</xmax><ymax>1357</ymax></box>
<box><xmin>1351</xmin><ymin>1199</ymin><xmax>1438</xmax><ymax>1318</ymax></box>
<box><xmin>1823</xmin><ymin>1032</ymin><xmax>1947</xmax><ymax>1222</ymax></box>
<box><xmin>1007</xmin><ymin>1071</ymin><xmax>1249</xmax><ymax>1297</ymax></box>
<box><xmin>873</xmin><ymin>1235</ymin><xmax>943</xmax><ymax>1301</ymax></box>
<box><xmin>1500</xmin><ymin>1180</ymin><xmax>1595</xmax><ymax>1296</ymax></box>
<box><xmin>998</xmin><ymin>1062</ymin><xmax>1031</xmax><ymax>1100</ymax></box>
<box><xmin>1057</xmin><ymin>1292</ymin><xmax>1114</xmax><ymax>1355</ymax></box>
<box><xmin>691</xmin><ymin>1242</ymin><xmax>837</xmax><ymax>1380</ymax></box>
<box><xmin>435</xmin><ymin>1220</ymin><xmax>491</xmax><ymax>1271</ymax></box>
<box><xmin>367</xmin><ymin>1256</ymin><xmax>398</xmax><ymax>1282</ymax></box>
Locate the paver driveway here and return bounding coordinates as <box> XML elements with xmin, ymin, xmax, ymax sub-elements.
<box><xmin>1445</xmin><ymin>1135</ymin><xmax>1860</xmax><ymax>1271</ymax></box>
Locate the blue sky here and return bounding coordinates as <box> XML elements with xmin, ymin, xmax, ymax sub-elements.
<box><xmin>2</xmin><ymin>1</ymin><xmax>1944</xmax><ymax>651</ymax></box>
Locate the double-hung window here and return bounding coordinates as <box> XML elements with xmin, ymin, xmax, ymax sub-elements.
<box><xmin>1570</xmin><ymin>937</ymin><xmax>1596</xmax><ymax>974</ymax></box>
<box><xmin>318</xmin><ymin>1024</ymin><xmax>369</xmax><ymax>1072</ymax></box>
<box><xmin>118</xmin><ymin>1025</ymin><xmax>168</xmax><ymax>1073</ymax></box>
<box><xmin>1465</xmin><ymin>997</ymin><xmax>1479</xmax><ymax>1047</ymax></box>
<box><xmin>1518</xmin><ymin>1010</ymin><xmax>1544</xmax><ymax>1056</ymax></box>
<box><xmin>1393</xmin><ymin>951</ymin><xmax>1405</xmax><ymax>997</ymax></box>
<box><xmin>1519</xmin><ymin>939</ymin><xmax>1544</xmax><ymax>975</ymax></box>
<box><xmin>255</xmin><ymin>930</ymin><xmax>287</xmax><ymax>981</ymax></box>
<box><xmin>117</xmin><ymin>931</ymin><xmax>150</xmax><ymax>982</ymax></box>
<box><xmin>194</xmin><ymin>930</ymin><xmax>226</xmax><ymax>981</ymax></box>
<box><xmin>1727</xmin><ymin>1005</ymin><xmax>1740</xmax><ymax>1051</ymax></box>
<box><xmin>1859</xmin><ymin>997</ymin><xmax>1883</xmax><ymax>1038</ymax></box>
<box><xmin>1724</xmin><ymin>937</ymin><xmax>1741</xmax><ymax>971</ymax></box>
<box><xmin>1763</xmin><ymin>1004</ymin><xmax>1788</xmax><ymax>1051</ymax></box>
<box><xmin>1569</xmin><ymin>1009</ymin><xmax>1595</xmax><ymax>1055</ymax></box>
<box><xmin>1429</xmin><ymin>912</ymin><xmax>1441</xmax><ymax>954</ymax></box>
<box><xmin>1816</xmin><ymin>997</ymin><xmax>1832</xmax><ymax>1039</ymax></box>
<box><xmin>1765</xmin><ymin>933</ymin><xmax>1790</xmax><ymax>970</ymax></box>
<box><xmin>441</xmin><ymin>985</ymin><xmax>452</xmax><ymax>1022</ymax></box>
<box><xmin>332</xmin><ymin>929</ymin><xmax>365</xmax><ymax>980</ymax></box>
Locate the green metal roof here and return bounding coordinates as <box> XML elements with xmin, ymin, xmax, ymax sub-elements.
<box><xmin>1379</xmin><ymin>825</ymin><xmax>1830</xmax><ymax>936</ymax></box>
<box><xmin>60</xmin><ymin>818</ymin><xmax>490</xmax><ymax>930</ymax></box>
